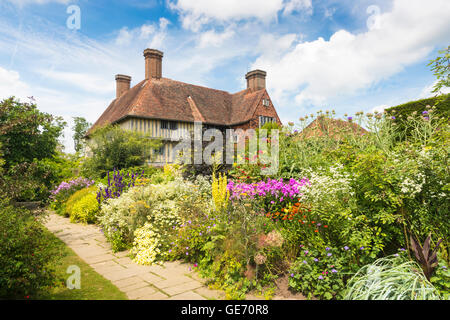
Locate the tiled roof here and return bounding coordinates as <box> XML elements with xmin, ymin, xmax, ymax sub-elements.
<box><xmin>88</xmin><ymin>77</ymin><xmax>266</xmax><ymax>135</ymax></box>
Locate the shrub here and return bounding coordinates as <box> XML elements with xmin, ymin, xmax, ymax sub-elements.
<box><xmin>70</xmin><ymin>192</ymin><xmax>99</xmax><ymax>224</ymax></box>
<box><xmin>430</xmin><ymin>253</ymin><xmax>450</xmax><ymax>300</ymax></box>
<box><xmin>49</xmin><ymin>177</ymin><xmax>95</xmax><ymax>214</ymax></box>
<box><xmin>344</xmin><ymin>255</ymin><xmax>441</xmax><ymax>300</ymax></box>
<box><xmin>0</xmin><ymin>199</ymin><xmax>57</xmax><ymax>298</ymax></box>
<box><xmin>65</xmin><ymin>186</ymin><xmax>98</xmax><ymax>218</ymax></box>
<box><xmin>81</xmin><ymin>124</ymin><xmax>161</xmax><ymax>179</ymax></box>
<box><xmin>288</xmin><ymin>246</ymin><xmax>349</xmax><ymax>300</ymax></box>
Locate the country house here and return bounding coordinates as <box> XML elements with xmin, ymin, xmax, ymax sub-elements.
<box><xmin>87</xmin><ymin>48</ymin><xmax>282</xmax><ymax>164</ymax></box>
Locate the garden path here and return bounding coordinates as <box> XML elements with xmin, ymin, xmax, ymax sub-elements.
<box><xmin>44</xmin><ymin>212</ymin><xmax>300</xmax><ymax>300</ymax></box>
<box><xmin>44</xmin><ymin>212</ymin><xmax>225</xmax><ymax>300</ymax></box>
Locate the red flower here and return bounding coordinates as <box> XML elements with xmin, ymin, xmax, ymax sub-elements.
<box><xmin>324</xmin><ymin>225</ymin><xmax>328</xmax><ymax>228</ymax></box>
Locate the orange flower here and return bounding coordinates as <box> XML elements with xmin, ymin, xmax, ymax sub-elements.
<box><xmin>311</xmin><ymin>221</ymin><xmax>315</xmax><ymax>224</ymax></box>
<box><xmin>314</xmin><ymin>230</ymin><xmax>318</xmax><ymax>233</ymax></box>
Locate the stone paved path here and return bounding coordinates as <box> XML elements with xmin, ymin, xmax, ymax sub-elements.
<box><xmin>44</xmin><ymin>212</ymin><xmax>226</xmax><ymax>300</ymax></box>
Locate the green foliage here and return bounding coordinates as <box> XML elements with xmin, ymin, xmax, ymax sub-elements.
<box><xmin>385</xmin><ymin>94</ymin><xmax>450</xmax><ymax>121</ymax></box>
<box><xmin>430</xmin><ymin>252</ymin><xmax>450</xmax><ymax>300</ymax></box>
<box><xmin>0</xmin><ymin>200</ymin><xmax>57</xmax><ymax>298</ymax></box>
<box><xmin>428</xmin><ymin>45</ymin><xmax>450</xmax><ymax>95</ymax></box>
<box><xmin>0</xmin><ymin>96</ymin><xmax>66</xmax><ymax>167</ymax></box>
<box><xmin>289</xmin><ymin>246</ymin><xmax>347</xmax><ymax>300</ymax></box>
<box><xmin>72</xmin><ymin>117</ymin><xmax>91</xmax><ymax>153</ymax></box>
<box><xmin>0</xmin><ymin>97</ymin><xmax>68</xmax><ymax>201</ymax></box>
<box><xmin>65</xmin><ymin>186</ymin><xmax>98</xmax><ymax>218</ymax></box>
<box><xmin>69</xmin><ymin>192</ymin><xmax>99</xmax><ymax>224</ymax></box>
<box><xmin>82</xmin><ymin>124</ymin><xmax>162</xmax><ymax>179</ymax></box>
<box><xmin>345</xmin><ymin>254</ymin><xmax>441</xmax><ymax>300</ymax></box>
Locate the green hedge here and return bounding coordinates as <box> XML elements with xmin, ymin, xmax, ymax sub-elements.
<box><xmin>386</xmin><ymin>94</ymin><xmax>450</xmax><ymax>119</ymax></box>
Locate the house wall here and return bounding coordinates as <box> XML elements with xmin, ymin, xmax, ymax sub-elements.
<box><xmin>119</xmin><ymin>118</ymin><xmax>195</xmax><ymax>164</ymax></box>
<box><xmin>233</xmin><ymin>91</ymin><xmax>282</xmax><ymax>131</ymax></box>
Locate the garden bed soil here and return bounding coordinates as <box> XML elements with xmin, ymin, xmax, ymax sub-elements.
<box><xmin>273</xmin><ymin>275</ymin><xmax>308</xmax><ymax>300</ymax></box>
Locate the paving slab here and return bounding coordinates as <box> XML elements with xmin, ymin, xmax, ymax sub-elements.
<box><xmin>42</xmin><ymin>211</ymin><xmax>290</xmax><ymax>301</ymax></box>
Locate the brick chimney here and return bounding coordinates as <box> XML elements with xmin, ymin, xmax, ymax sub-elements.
<box><xmin>245</xmin><ymin>69</ymin><xmax>266</xmax><ymax>91</ymax></box>
<box><xmin>115</xmin><ymin>74</ymin><xmax>131</xmax><ymax>99</ymax></box>
<box><xmin>144</xmin><ymin>48</ymin><xmax>163</xmax><ymax>80</ymax></box>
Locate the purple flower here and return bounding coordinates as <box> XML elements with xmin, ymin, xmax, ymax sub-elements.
<box><xmin>394</xmin><ymin>254</ymin><xmax>399</xmax><ymax>257</ymax></box>
<box><xmin>304</xmin><ymin>250</ymin><xmax>309</xmax><ymax>255</ymax></box>
<box><xmin>186</xmin><ymin>252</ymin><xmax>189</xmax><ymax>255</ymax></box>
<box><xmin>399</xmin><ymin>248</ymin><xmax>406</xmax><ymax>251</ymax></box>
<box><xmin>303</xmin><ymin>260</ymin><xmax>307</xmax><ymax>264</ymax></box>
<box><xmin>360</xmin><ymin>247</ymin><xmax>364</xmax><ymax>250</ymax></box>
<box><xmin>442</xmin><ymin>266</ymin><xmax>447</xmax><ymax>270</ymax></box>
<box><xmin>318</xmin><ymin>275</ymin><xmax>324</xmax><ymax>280</ymax></box>
<box><xmin>391</xmin><ymin>116</ymin><xmax>396</xmax><ymax>120</ymax></box>
<box><xmin>314</xmin><ymin>258</ymin><xmax>319</xmax><ymax>262</ymax></box>
<box><xmin>325</xmin><ymin>247</ymin><xmax>330</xmax><ymax>251</ymax></box>
<box><xmin>331</xmin><ymin>269</ymin><xmax>337</xmax><ymax>273</ymax></box>
<box><xmin>344</xmin><ymin>246</ymin><xmax>349</xmax><ymax>251</ymax></box>
<box><xmin>290</xmin><ymin>273</ymin><xmax>294</xmax><ymax>277</ymax></box>
<box><xmin>327</xmin><ymin>253</ymin><xmax>332</xmax><ymax>257</ymax></box>
<box><xmin>422</xmin><ymin>111</ymin><xmax>428</xmax><ymax>115</ymax></box>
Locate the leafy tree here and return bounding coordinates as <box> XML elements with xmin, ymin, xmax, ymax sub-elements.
<box><xmin>82</xmin><ymin>124</ymin><xmax>161</xmax><ymax>178</ymax></box>
<box><xmin>72</xmin><ymin>116</ymin><xmax>91</xmax><ymax>153</ymax></box>
<box><xmin>428</xmin><ymin>45</ymin><xmax>450</xmax><ymax>95</ymax></box>
<box><xmin>0</xmin><ymin>97</ymin><xmax>66</xmax><ymax>168</ymax></box>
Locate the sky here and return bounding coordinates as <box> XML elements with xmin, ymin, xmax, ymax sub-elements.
<box><xmin>0</xmin><ymin>0</ymin><xmax>449</xmax><ymax>153</ymax></box>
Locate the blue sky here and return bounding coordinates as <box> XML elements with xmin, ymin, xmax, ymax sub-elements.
<box><xmin>0</xmin><ymin>0</ymin><xmax>449</xmax><ymax>153</ymax></box>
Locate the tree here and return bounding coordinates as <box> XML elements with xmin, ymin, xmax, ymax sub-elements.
<box><xmin>0</xmin><ymin>96</ymin><xmax>66</xmax><ymax>168</ymax></box>
<box><xmin>0</xmin><ymin>97</ymin><xmax>67</xmax><ymax>201</ymax></box>
<box><xmin>82</xmin><ymin>124</ymin><xmax>161</xmax><ymax>178</ymax></box>
<box><xmin>72</xmin><ymin>117</ymin><xmax>91</xmax><ymax>153</ymax></box>
<box><xmin>428</xmin><ymin>45</ymin><xmax>450</xmax><ymax>95</ymax></box>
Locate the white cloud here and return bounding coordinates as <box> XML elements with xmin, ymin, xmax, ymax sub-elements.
<box><xmin>115</xmin><ymin>18</ymin><xmax>170</xmax><ymax>49</ymax></box>
<box><xmin>251</xmin><ymin>0</ymin><xmax>450</xmax><ymax>106</ymax></box>
<box><xmin>37</xmin><ymin>70</ymin><xmax>114</xmax><ymax>94</ymax></box>
<box><xmin>371</xmin><ymin>104</ymin><xmax>389</xmax><ymax>113</ymax></box>
<box><xmin>283</xmin><ymin>0</ymin><xmax>313</xmax><ymax>16</ymax></box>
<box><xmin>169</xmin><ymin>0</ymin><xmax>314</xmax><ymax>31</ymax></box>
<box><xmin>0</xmin><ymin>67</ymin><xmax>30</xmax><ymax>100</ymax></box>
<box><xmin>419</xmin><ymin>81</ymin><xmax>450</xmax><ymax>99</ymax></box>
<box><xmin>198</xmin><ymin>27</ymin><xmax>235</xmax><ymax>48</ymax></box>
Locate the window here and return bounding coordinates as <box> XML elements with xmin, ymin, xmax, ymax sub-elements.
<box><xmin>161</xmin><ymin>120</ymin><xmax>178</xmax><ymax>130</ymax></box>
<box><xmin>155</xmin><ymin>146</ymin><xmax>164</xmax><ymax>155</ymax></box>
<box><xmin>160</xmin><ymin>120</ymin><xmax>169</xmax><ymax>129</ymax></box>
<box><xmin>169</xmin><ymin>122</ymin><xmax>178</xmax><ymax>130</ymax></box>
<box><xmin>262</xmin><ymin>99</ymin><xmax>270</xmax><ymax>107</ymax></box>
<box><xmin>259</xmin><ymin>116</ymin><xmax>275</xmax><ymax>128</ymax></box>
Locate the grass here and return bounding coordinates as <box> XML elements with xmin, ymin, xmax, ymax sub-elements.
<box><xmin>37</xmin><ymin>228</ymin><xmax>128</xmax><ymax>300</ymax></box>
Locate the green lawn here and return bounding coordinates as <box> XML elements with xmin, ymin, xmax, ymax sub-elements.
<box><xmin>37</xmin><ymin>228</ymin><xmax>128</xmax><ymax>300</ymax></box>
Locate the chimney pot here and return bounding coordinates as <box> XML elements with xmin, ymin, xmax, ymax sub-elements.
<box><xmin>245</xmin><ymin>69</ymin><xmax>266</xmax><ymax>91</ymax></box>
<box><xmin>115</xmin><ymin>74</ymin><xmax>131</xmax><ymax>99</ymax></box>
<box><xmin>144</xmin><ymin>48</ymin><xmax>163</xmax><ymax>79</ymax></box>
